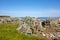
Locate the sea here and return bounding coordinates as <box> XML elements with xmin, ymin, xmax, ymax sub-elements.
<box><xmin>20</xmin><ymin>17</ymin><xmax>60</xmax><ymax>20</ymax></box>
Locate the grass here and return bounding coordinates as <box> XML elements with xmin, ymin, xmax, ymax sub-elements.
<box><xmin>0</xmin><ymin>23</ymin><xmax>46</xmax><ymax>40</ymax></box>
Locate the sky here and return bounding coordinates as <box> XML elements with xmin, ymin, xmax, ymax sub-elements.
<box><xmin>0</xmin><ymin>0</ymin><xmax>60</xmax><ymax>17</ymax></box>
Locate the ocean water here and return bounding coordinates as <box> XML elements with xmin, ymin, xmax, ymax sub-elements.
<box><xmin>38</xmin><ymin>17</ymin><xmax>60</xmax><ymax>20</ymax></box>
<box><xmin>38</xmin><ymin>17</ymin><xmax>48</xmax><ymax>20</ymax></box>
<box><xmin>20</xmin><ymin>17</ymin><xmax>48</xmax><ymax>20</ymax></box>
<box><xmin>20</xmin><ymin>17</ymin><xmax>60</xmax><ymax>20</ymax></box>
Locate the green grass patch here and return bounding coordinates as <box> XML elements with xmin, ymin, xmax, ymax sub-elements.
<box><xmin>0</xmin><ymin>23</ymin><xmax>46</xmax><ymax>40</ymax></box>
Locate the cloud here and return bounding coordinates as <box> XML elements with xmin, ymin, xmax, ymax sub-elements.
<box><xmin>0</xmin><ymin>9</ymin><xmax>60</xmax><ymax>17</ymax></box>
<box><xmin>47</xmin><ymin>9</ymin><xmax>60</xmax><ymax>13</ymax></box>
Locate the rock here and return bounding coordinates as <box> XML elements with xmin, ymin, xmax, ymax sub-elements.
<box><xmin>42</xmin><ymin>33</ymin><xmax>46</xmax><ymax>36</ymax></box>
<box><xmin>26</xmin><ymin>28</ymin><xmax>32</xmax><ymax>35</ymax></box>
